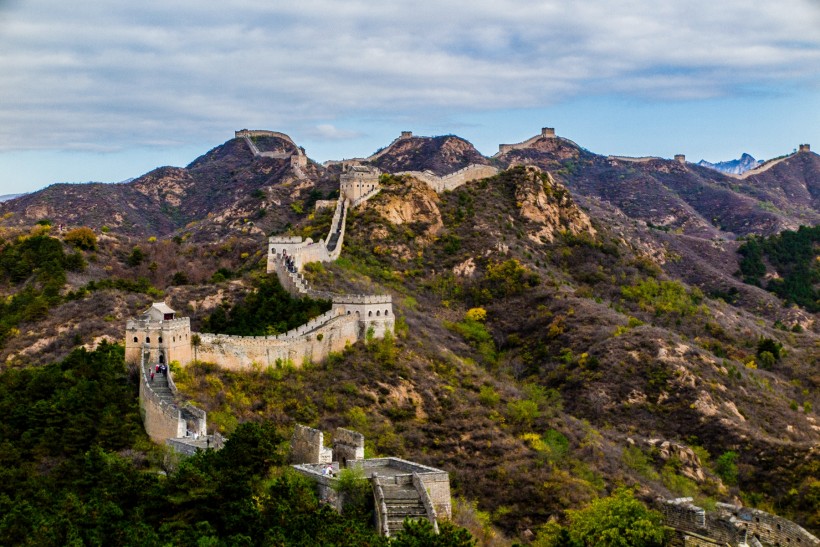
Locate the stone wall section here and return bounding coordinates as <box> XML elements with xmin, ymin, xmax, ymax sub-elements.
<box><xmin>395</xmin><ymin>164</ymin><xmax>499</xmax><ymax>193</ymax></box>
<box><xmin>139</xmin><ymin>364</ymin><xmax>186</xmax><ymax>442</ymax></box>
<box><xmin>333</xmin><ymin>428</ymin><xmax>365</xmax><ymax>465</ymax></box>
<box><xmin>661</xmin><ymin>498</ymin><xmax>819</xmax><ymax>546</ymax></box>
<box><xmin>291</xmin><ymin>425</ymin><xmax>333</xmax><ymax>464</ymax></box>
<box><xmin>194</xmin><ymin>313</ymin><xmax>359</xmax><ymax>370</ymax></box>
<box><xmin>494</xmin><ymin>127</ymin><xmax>556</xmax><ymax>157</ymax></box>
<box><xmin>235</xmin><ymin>129</ymin><xmax>307</xmax><ymax>178</ymax></box>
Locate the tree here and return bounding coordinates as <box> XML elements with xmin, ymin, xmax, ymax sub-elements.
<box><xmin>390</xmin><ymin>519</ymin><xmax>476</xmax><ymax>547</ymax></box>
<box><xmin>714</xmin><ymin>451</ymin><xmax>739</xmax><ymax>486</ymax></box>
<box><xmin>563</xmin><ymin>488</ymin><xmax>669</xmax><ymax>547</ymax></box>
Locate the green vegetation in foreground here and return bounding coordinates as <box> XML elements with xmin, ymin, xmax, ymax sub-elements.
<box><xmin>201</xmin><ymin>273</ymin><xmax>331</xmax><ymax>336</ymax></box>
<box><xmin>534</xmin><ymin>488</ymin><xmax>670</xmax><ymax>547</ymax></box>
<box><xmin>0</xmin><ymin>344</ymin><xmax>474</xmax><ymax>546</ymax></box>
<box><xmin>738</xmin><ymin>225</ymin><xmax>819</xmax><ymax>311</ymax></box>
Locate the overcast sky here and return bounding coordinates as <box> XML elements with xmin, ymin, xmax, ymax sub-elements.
<box><xmin>1</xmin><ymin>0</ymin><xmax>819</xmax><ymax>194</ymax></box>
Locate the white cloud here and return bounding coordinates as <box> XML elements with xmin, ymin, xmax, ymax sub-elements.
<box><xmin>306</xmin><ymin>124</ymin><xmax>364</xmax><ymax>140</ymax></box>
<box><xmin>0</xmin><ymin>0</ymin><xmax>818</xmax><ymax>152</ymax></box>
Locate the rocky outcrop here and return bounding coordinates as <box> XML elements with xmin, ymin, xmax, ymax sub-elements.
<box><xmin>513</xmin><ymin>166</ymin><xmax>595</xmax><ymax>243</ymax></box>
<box><xmin>370</xmin><ymin>178</ymin><xmax>444</xmax><ymax>239</ymax></box>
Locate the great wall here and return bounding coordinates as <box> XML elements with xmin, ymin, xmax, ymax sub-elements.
<box><xmin>662</xmin><ymin>497</ymin><xmax>819</xmax><ymax>547</ymax></box>
<box><xmin>123</xmin><ymin>128</ymin><xmax>818</xmax><ymax>541</ymax></box>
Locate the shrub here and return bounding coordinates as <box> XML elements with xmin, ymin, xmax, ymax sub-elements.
<box><xmin>126</xmin><ymin>246</ymin><xmax>145</xmax><ymax>267</ymax></box>
<box><xmin>714</xmin><ymin>451</ymin><xmax>739</xmax><ymax>486</ymax></box>
<box><xmin>507</xmin><ymin>399</ymin><xmax>540</xmax><ymax>428</ymax></box>
<box><xmin>559</xmin><ymin>488</ymin><xmax>669</xmax><ymax>547</ymax></box>
<box><xmin>63</xmin><ymin>227</ymin><xmax>97</xmax><ymax>250</ymax></box>
<box><xmin>465</xmin><ymin>307</ymin><xmax>487</xmax><ymax>322</ymax></box>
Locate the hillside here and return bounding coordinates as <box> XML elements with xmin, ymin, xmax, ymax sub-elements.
<box><xmin>0</xmin><ymin>130</ymin><xmax>817</xmax><ymax>543</ymax></box>
<box><xmin>368</xmin><ymin>134</ymin><xmax>493</xmax><ymax>175</ymax></box>
<box><xmin>0</xmin><ymin>136</ymin><xmax>338</xmax><ymax>240</ymax></box>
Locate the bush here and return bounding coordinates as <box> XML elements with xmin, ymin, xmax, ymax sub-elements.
<box><xmin>714</xmin><ymin>451</ymin><xmax>739</xmax><ymax>486</ymax></box>
<box><xmin>564</xmin><ymin>488</ymin><xmax>669</xmax><ymax>547</ymax></box>
<box><xmin>63</xmin><ymin>227</ymin><xmax>97</xmax><ymax>250</ymax></box>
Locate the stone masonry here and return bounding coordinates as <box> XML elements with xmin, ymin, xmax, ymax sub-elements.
<box><xmin>291</xmin><ymin>425</ymin><xmax>452</xmax><ymax>537</ymax></box>
<box><xmin>661</xmin><ymin>497</ymin><xmax>819</xmax><ymax>547</ymax></box>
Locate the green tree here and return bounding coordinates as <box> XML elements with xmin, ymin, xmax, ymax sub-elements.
<box><xmin>390</xmin><ymin>519</ymin><xmax>476</xmax><ymax>546</ymax></box>
<box><xmin>564</xmin><ymin>488</ymin><xmax>669</xmax><ymax>547</ymax></box>
<box><xmin>714</xmin><ymin>451</ymin><xmax>739</xmax><ymax>486</ymax></box>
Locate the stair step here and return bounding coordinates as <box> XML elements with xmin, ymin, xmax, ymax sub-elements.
<box><xmin>387</xmin><ymin>508</ymin><xmax>427</xmax><ymax>517</ymax></box>
<box><xmin>382</xmin><ymin>489</ymin><xmax>419</xmax><ymax>499</ymax></box>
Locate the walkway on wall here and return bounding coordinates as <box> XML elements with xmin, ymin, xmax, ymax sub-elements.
<box><xmin>325</xmin><ymin>200</ymin><xmax>346</xmax><ymax>252</ymax></box>
<box><xmin>145</xmin><ymin>361</ymin><xmax>175</xmax><ymax>407</ymax></box>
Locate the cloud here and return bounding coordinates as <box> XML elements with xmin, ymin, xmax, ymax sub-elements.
<box><xmin>0</xmin><ymin>0</ymin><xmax>818</xmax><ymax>152</ymax></box>
<box><xmin>305</xmin><ymin>124</ymin><xmax>364</xmax><ymax>141</ymax></box>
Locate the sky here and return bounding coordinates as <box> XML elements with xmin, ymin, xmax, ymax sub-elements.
<box><xmin>1</xmin><ymin>0</ymin><xmax>819</xmax><ymax>195</ymax></box>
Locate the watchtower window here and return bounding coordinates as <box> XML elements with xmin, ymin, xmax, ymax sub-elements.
<box><xmin>376</xmin><ymin>310</ymin><xmax>380</xmax><ymax>316</ymax></box>
<box><xmin>368</xmin><ymin>311</ymin><xmax>372</xmax><ymax>317</ymax></box>
<box><xmin>145</xmin><ymin>337</ymin><xmax>150</xmax><ymax>343</ymax></box>
<box><xmin>385</xmin><ymin>309</ymin><xmax>389</xmax><ymax>315</ymax></box>
<box><xmin>133</xmin><ymin>336</ymin><xmax>138</xmax><ymax>343</ymax></box>
<box><xmin>158</xmin><ymin>337</ymin><xmax>163</xmax><ymax>343</ymax></box>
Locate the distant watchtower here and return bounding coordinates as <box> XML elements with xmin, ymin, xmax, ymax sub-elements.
<box><xmin>400</xmin><ymin>131</ymin><xmax>413</xmax><ymax>139</ymax></box>
<box><xmin>125</xmin><ymin>302</ymin><xmax>192</xmax><ymax>366</ymax></box>
<box><xmin>541</xmin><ymin>127</ymin><xmax>556</xmax><ymax>138</ymax></box>
<box><xmin>674</xmin><ymin>154</ymin><xmax>686</xmax><ymax>164</ymax></box>
<box><xmin>798</xmin><ymin>144</ymin><xmax>811</xmax><ymax>153</ymax></box>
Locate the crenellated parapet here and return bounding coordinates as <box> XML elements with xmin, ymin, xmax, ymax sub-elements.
<box><xmin>660</xmin><ymin>497</ymin><xmax>819</xmax><ymax>546</ymax></box>
<box><xmin>395</xmin><ymin>164</ymin><xmax>499</xmax><ymax>193</ymax></box>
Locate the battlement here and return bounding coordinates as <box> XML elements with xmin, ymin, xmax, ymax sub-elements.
<box><xmin>395</xmin><ymin>164</ymin><xmax>499</xmax><ymax>193</ymax></box>
<box><xmin>333</xmin><ymin>294</ymin><xmax>393</xmax><ymax>305</ymax></box>
<box><xmin>660</xmin><ymin>497</ymin><xmax>819</xmax><ymax>546</ymax></box>
<box><xmin>126</xmin><ymin>316</ymin><xmax>191</xmax><ymax>331</ymax></box>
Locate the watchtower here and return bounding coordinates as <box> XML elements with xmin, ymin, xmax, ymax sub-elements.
<box><xmin>799</xmin><ymin>144</ymin><xmax>811</xmax><ymax>153</ymax></box>
<box><xmin>541</xmin><ymin>127</ymin><xmax>556</xmax><ymax>138</ymax></box>
<box><xmin>674</xmin><ymin>154</ymin><xmax>686</xmax><ymax>164</ymax></box>
<box><xmin>125</xmin><ymin>302</ymin><xmax>192</xmax><ymax>366</ymax></box>
<box><xmin>340</xmin><ymin>165</ymin><xmax>380</xmax><ymax>203</ymax></box>
<box><xmin>331</xmin><ymin>295</ymin><xmax>394</xmax><ymax>339</ymax></box>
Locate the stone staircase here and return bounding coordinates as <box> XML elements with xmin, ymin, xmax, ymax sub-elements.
<box><xmin>147</xmin><ymin>365</ymin><xmax>175</xmax><ymax>405</ymax></box>
<box><xmin>381</xmin><ymin>483</ymin><xmax>429</xmax><ymax>536</ymax></box>
<box><xmin>325</xmin><ymin>201</ymin><xmax>346</xmax><ymax>252</ymax></box>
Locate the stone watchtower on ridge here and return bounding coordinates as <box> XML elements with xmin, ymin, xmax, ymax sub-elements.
<box><xmin>125</xmin><ymin>302</ymin><xmax>192</xmax><ymax>366</ymax></box>
<box><xmin>340</xmin><ymin>164</ymin><xmax>380</xmax><ymax>203</ymax></box>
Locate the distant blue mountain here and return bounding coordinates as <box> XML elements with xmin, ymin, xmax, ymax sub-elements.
<box><xmin>697</xmin><ymin>153</ymin><xmax>763</xmax><ymax>175</ymax></box>
<box><xmin>0</xmin><ymin>193</ymin><xmax>23</xmax><ymax>202</ymax></box>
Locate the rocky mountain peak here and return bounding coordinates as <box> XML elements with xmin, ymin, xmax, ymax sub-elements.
<box><xmin>697</xmin><ymin>153</ymin><xmax>763</xmax><ymax>175</ymax></box>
